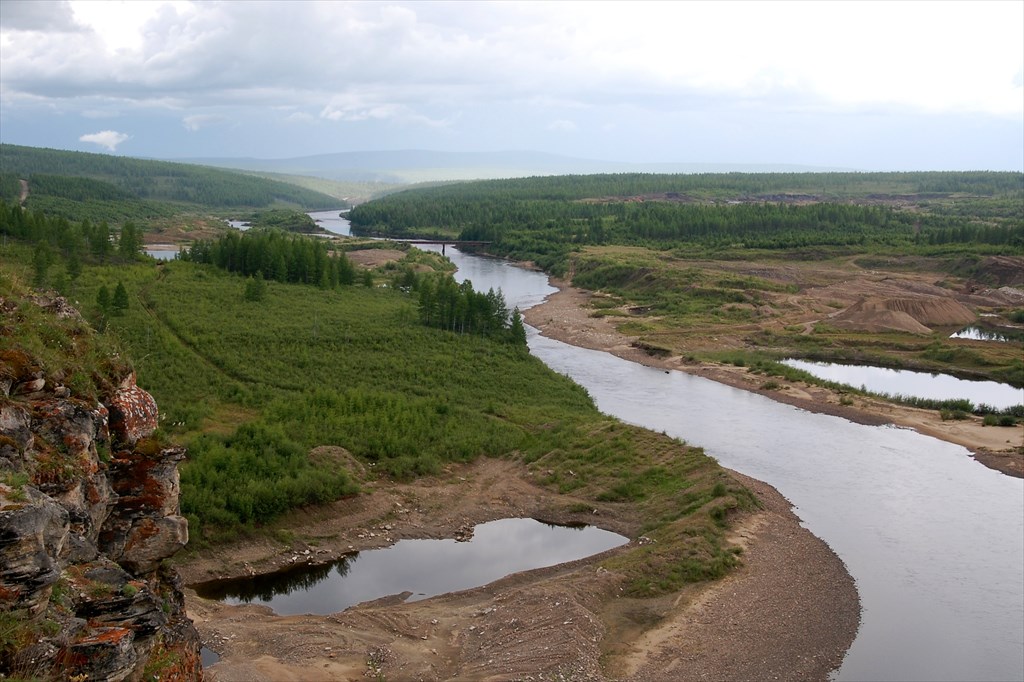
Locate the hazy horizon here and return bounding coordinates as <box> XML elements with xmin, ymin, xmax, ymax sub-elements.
<box><xmin>2</xmin><ymin>1</ymin><xmax>1021</xmax><ymax>172</ymax></box>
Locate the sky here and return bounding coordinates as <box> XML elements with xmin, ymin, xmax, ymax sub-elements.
<box><xmin>1</xmin><ymin>0</ymin><xmax>1022</xmax><ymax>171</ymax></box>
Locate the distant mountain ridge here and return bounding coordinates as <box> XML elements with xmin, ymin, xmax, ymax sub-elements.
<box><xmin>174</xmin><ymin>150</ymin><xmax>853</xmax><ymax>184</ymax></box>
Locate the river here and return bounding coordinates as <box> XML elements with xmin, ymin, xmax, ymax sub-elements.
<box><xmin>421</xmin><ymin>245</ymin><xmax>1024</xmax><ymax>682</ymax></box>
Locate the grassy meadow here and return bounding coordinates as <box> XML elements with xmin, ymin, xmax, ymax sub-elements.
<box><xmin>1</xmin><ymin>240</ymin><xmax>753</xmax><ymax>594</ymax></box>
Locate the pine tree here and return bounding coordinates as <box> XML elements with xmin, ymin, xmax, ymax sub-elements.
<box><xmin>96</xmin><ymin>285</ymin><xmax>111</xmax><ymax>316</ymax></box>
<box><xmin>244</xmin><ymin>272</ymin><xmax>267</xmax><ymax>302</ymax></box>
<box><xmin>112</xmin><ymin>281</ymin><xmax>129</xmax><ymax>315</ymax></box>
<box><xmin>508</xmin><ymin>308</ymin><xmax>527</xmax><ymax>347</ymax></box>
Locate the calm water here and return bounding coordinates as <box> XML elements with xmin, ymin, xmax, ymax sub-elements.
<box><xmin>145</xmin><ymin>248</ymin><xmax>177</xmax><ymax>261</ymax></box>
<box><xmin>307</xmin><ymin>209</ymin><xmax>352</xmax><ymax>236</ymax></box>
<box><xmin>783</xmin><ymin>358</ymin><xmax>1023</xmax><ymax>410</ymax></box>
<box><xmin>431</xmin><ymin>246</ymin><xmax>1024</xmax><ymax>682</ymax></box>
<box><xmin>193</xmin><ymin>519</ymin><xmax>626</xmax><ymax>616</ymax></box>
<box><xmin>951</xmin><ymin>325</ymin><xmax>1023</xmax><ymax>343</ymax></box>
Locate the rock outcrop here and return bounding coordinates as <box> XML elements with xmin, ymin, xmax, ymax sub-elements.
<box><xmin>1</xmin><ymin>295</ymin><xmax>202</xmax><ymax>681</ymax></box>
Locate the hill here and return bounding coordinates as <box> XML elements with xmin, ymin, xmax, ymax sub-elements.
<box><xmin>175</xmin><ymin>149</ymin><xmax>849</xmax><ymax>184</ymax></box>
<box><xmin>0</xmin><ymin>144</ymin><xmax>342</xmax><ymax>224</ymax></box>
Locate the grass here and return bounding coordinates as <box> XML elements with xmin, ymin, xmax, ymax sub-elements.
<box><xmin>4</xmin><ymin>242</ymin><xmax>757</xmax><ymax>595</ymax></box>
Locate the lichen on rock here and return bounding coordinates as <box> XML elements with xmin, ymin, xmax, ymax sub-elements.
<box><xmin>1</xmin><ymin>293</ymin><xmax>202</xmax><ymax>681</ymax></box>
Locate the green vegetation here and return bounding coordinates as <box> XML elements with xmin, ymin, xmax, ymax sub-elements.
<box><xmin>0</xmin><ymin>143</ymin><xmax>341</xmax><ymax>225</ymax></box>
<box><xmin>181</xmin><ymin>228</ymin><xmax>357</xmax><ymax>286</ymax></box>
<box><xmin>12</xmin><ymin>159</ymin><xmax>1020</xmax><ymax>605</ymax></box>
<box><xmin>246</xmin><ymin>208</ymin><xmax>321</xmax><ymax>233</ymax></box>
<box><xmin>349</xmin><ymin>171</ymin><xmax>1023</xmax><ymax>274</ymax></box>
<box><xmin>2</xmin><ymin>195</ymin><xmax>749</xmax><ymax>591</ymax></box>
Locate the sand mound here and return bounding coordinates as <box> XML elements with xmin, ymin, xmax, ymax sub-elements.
<box><xmin>831</xmin><ymin>296</ymin><xmax>975</xmax><ymax>334</ymax></box>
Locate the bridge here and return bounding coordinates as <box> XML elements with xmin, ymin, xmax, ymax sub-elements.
<box><xmin>399</xmin><ymin>240</ymin><xmax>492</xmax><ymax>247</ymax></box>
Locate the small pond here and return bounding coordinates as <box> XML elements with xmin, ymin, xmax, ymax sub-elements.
<box><xmin>145</xmin><ymin>248</ymin><xmax>177</xmax><ymax>261</ymax></box>
<box><xmin>950</xmin><ymin>325</ymin><xmax>1023</xmax><ymax>343</ymax></box>
<box><xmin>783</xmin><ymin>359</ymin><xmax>1023</xmax><ymax>410</ymax></box>
<box><xmin>192</xmin><ymin>518</ymin><xmax>628</xmax><ymax>616</ymax></box>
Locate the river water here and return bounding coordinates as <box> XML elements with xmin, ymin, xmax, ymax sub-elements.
<box><xmin>425</xmin><ymin>246</ymin><xmax>1024</xmax><ymax>682</ymax></box>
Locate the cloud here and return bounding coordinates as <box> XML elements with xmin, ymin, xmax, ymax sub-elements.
<box><xmin>0</xmin><ymin>1</ymin><xmax>1019</xmax><ymax>169</ymax></box>
<box><xmin>183</xmin><ymin>114</ymin><xmax>226</xmax><ymax>131</ymax></box>
<box><xmin>0</xmin><ymin>0</ymin><xmax>81</xmax><ymax>31</ymax></box>
<box><xmin>319</xmin><ymin>92</ymin><xmax>449</xmax><ymax>128</ymax></box>
<box><xmin>79</xmin><ymin>130</ymin><xmax>129</xmax><ymax>151</ymax></box>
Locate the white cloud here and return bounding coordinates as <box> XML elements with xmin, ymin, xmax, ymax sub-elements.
<box><xmin>183</xmin><ymin>114</ymin><xmax>225</xmax><ymax>131</ymax></box>
<box><xmin>79</xmin><ymin>130</ymin><xmax>129</xmax><ymax>151</ymax></box>
<box><xmin>0</xmin><ymin>1</ymin><xmax>1019</xmax><ymax>168</ymax></box>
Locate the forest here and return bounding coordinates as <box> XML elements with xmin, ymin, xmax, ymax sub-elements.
<box><xmin>349</xmin><ymin>171</ymin><xmax>1024</xmax><ymax>272</ymax></box>
<box><xmin>2</xmin><ymin>201</ymin><xmax>746</xmax><ymax>597</ymax></box>
<box><xmin>3</xmin><ymin>155</ymin><xmax>1021</xmax><ymax>617</ymax></box>
<box><xmin>0</xmin><ymin>144</ymin><xmax>343</xmax><ymax>224</ymax></box>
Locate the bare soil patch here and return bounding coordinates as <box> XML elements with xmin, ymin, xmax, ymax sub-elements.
<box><xmin>183</xmin><ymin>458</ymin><xmax>856</xmax><ymax>681</ymax></box>
<box><xmin>346</xmin><ymin>248</ymin><xmax>406</xmax><ymax>268</ymax></box>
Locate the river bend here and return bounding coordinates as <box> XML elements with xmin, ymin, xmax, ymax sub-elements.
<box><xmin>427</xmin><ymin>245</ymin><xmax>1024</xmax><ymax>682</ymax></box>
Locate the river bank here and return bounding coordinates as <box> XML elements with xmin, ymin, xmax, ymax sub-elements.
<box><xmin>182</xmin><ymin>457</ymin><xmax>857</xmax><ymax>681</ymax></box>
<box><xmin>523</xmin><ymin>279</ymin><xmax>1023</xmax><ymax>478</ymax></box>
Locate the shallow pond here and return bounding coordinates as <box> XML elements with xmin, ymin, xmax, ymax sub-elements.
<box><xmin>951</xmin><ymin>325</ymin><xmax>1023</xmax><ymax>343</ymax></box>
<box><xmin>145</xmin><ymin>248</ymin><xmax>177</xmax><ymax>261</ymax></box>
<box><xmin>193</xmin><ymin>519</ymin><xmax>627</xmax><ymax>616</ymax></box>
<box><xmin>782</xmin><ymin>358</ymin><xmax>1023</xmax><ymax>410</ymax></box>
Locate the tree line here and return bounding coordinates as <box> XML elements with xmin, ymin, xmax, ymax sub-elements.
<box><xmin>181</xmin><ymin>229</ymin><xmax>357</xmax><ymax>287</ymax></box>
<box><xmin>348</xmin><ymin>172</ymin><xmax>1024</xmax><ymax>270</ymax></box>
<box><xmin>0</xmin><ymin>144</ymin><xmax>344</xmax><ymax>212</ymax></box>
<box><xmin>414</xmin><ymin>273</ymin><xmax>527</xmax><ymax>345</ymax></box>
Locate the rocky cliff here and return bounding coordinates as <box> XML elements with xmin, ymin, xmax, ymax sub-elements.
<box><xmin>1</xmin><ymin>294</ymin><xmax>202</xmax><ymax>681</ymax></box>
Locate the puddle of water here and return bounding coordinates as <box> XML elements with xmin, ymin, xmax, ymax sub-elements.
<box><xmin>200</xmin><ymin>647</ymin><xmax>220</xmax><ymax>667</ymax></box>
<box><xmin>146</xmin><ymin>249</ymin><xmax>177</xmax><ymax>261</ymax></box>
<box><xmin>192</xmin><ymin>518</ymin><xmax>627</xmax><ymax>615</ymax></box>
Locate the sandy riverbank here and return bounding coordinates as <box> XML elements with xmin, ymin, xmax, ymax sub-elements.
<box><xmin>184</xmin><ymin>456</ymin><xmax>857</xmax><ymax>681</ymax></box>
<box><xmin>523</xmin><ymin>279</ymin><xmax>1023</xmax><ymax>478</ymax></box>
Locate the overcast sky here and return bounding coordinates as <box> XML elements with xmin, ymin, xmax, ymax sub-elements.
<box><xmin>1</xmin><ymin>0</ymin><xmax>1021</xmax><ymax>170</ymax></box>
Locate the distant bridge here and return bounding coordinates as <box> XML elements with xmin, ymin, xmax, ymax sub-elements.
<box><xmin>399</xmin><ymin>240</ymin><xmax>492</xmax><ymax>247</ymax></box>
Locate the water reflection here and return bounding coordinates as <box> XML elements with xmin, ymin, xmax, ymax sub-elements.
<box><xmin>951</xmin><ymin>325</ymin><xmax>1022</xmax><ymax>343</ymax></box>
<box><xmin>192</xmin><ymin>519</ymin><xmax>626</xmax><ymax>616</ymax></box>
<box><xmin>433</xmin><ymin>247</ymin><xmax>1024</xmax><ymax>682</ymax></box>
<box><xmin>145</xmin><ymin>248</ymin><xmax>177</xmax><ymax>261</ymax></box>
<box><xmin>782</xmin><ymin>359</ymin><xmax>1023</xmax><ymax>411</ymax></box>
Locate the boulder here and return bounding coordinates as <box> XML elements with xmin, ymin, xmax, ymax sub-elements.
<box><xmin>107</xmin><ymin>374</ymin><xmax>159</xmax><ymax>447</ymax></box>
